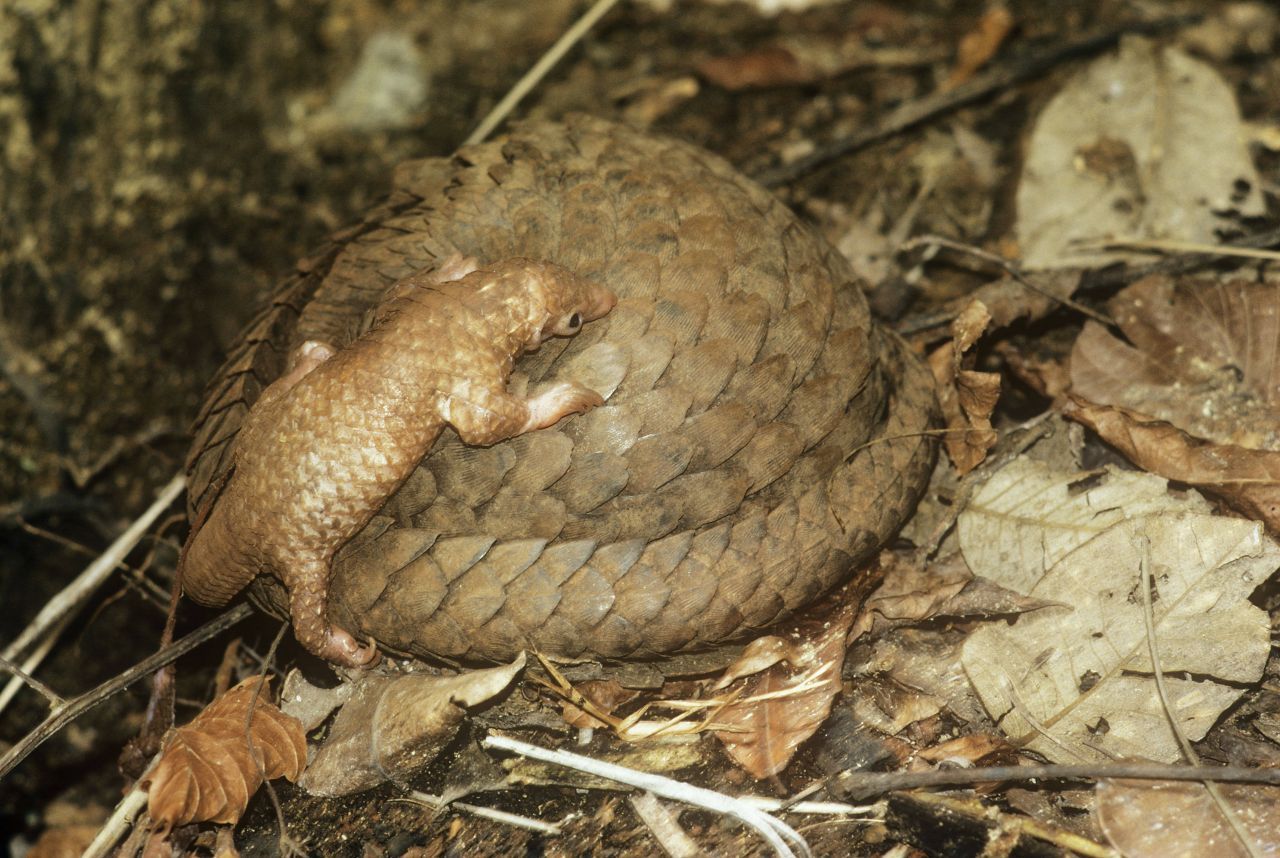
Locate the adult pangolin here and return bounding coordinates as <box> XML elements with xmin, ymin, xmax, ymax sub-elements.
<box><xmin>183</xmin><ymin>115</ymin><xmax>938</xmax><ymax>665</ymax></box>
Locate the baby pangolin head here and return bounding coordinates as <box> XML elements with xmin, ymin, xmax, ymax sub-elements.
<box><xmin>516</xmin><ymin>260</ymin><xmax>615</xmax><ymax>348</ymax></box>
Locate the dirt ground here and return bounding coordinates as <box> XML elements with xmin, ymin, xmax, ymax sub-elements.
<box><xmin>5</xmin><ymin>1</ymin><xmax>1280</xmax><ymax>855</ymax></box>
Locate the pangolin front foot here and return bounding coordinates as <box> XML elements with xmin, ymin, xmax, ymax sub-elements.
<box><xmin>521</xmin><ymin>382</ymin><xmax>606</xmax><ymax>432</ymax></box>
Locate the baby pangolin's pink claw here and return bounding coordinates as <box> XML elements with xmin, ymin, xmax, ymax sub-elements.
<box><xmin>309</xmin><ymin>624</ymin><xmax>381</xmax><ymax>668</ymax></box>
<box><xmin>522</xmin><ymin>382</ymin><xmax>606</xmax><ymax>432</ymax></box>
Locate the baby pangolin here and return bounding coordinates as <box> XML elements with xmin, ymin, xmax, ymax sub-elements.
<box><xmin>180</xmin><ymin>255</ymin><xmax>616</xmax><ymax>666</ymax></box>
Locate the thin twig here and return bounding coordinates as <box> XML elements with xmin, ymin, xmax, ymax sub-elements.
<box><xmin>902</xmin><ymin>234</ymin><xmax>1115</xmax><ymax>327</ymax></box>
<box><xmin>1138</xmin><ymin>539</ymin><xmax>1262</xmax><ymax>858</ymax></box>
<box><xmin>0</xmin><ymin>471</ymin><xmax>186</xmax><ymax>721</ymax></box>
<box><xmin>755</xmin><ymin>14</ymin><xmax>1200</xmax><ymax>187</ymax></box>
<box><xmin>1087</xmin><ymin>237</ymin><xmax>1280</xmax><ymax>262</ymax></box>
<box><xmin>0</xmin><ymin>654</ymin><xmax>64</xmax><ymax>706</ymax></box>
<box><xmin>483</xmin><ymin>734</ymin><xmax>811</xmax><ymax>858</ymax></box>
<box><xmin>829</xmin><ymin>761</ymin><xmax>1280</xmax><ymax>800</ymax></box>
<box><xmin>0</xmin><ymin>603</ymin><xmax>253</xmax><ymax>781</ymax></box>
<box><xmin>1082</xmin><ymin>225</ymin><xmax>1280</xmax><ymax>290</ymax></box>
<box><xmin>0</xmin><ymin>471</ymin><xmax>186</xmax><ymax>663</ymax></box>
<box><xmin>464</xmin><ymin>0</ymin><xmax>624</xmax><ymax>146</ymax></box>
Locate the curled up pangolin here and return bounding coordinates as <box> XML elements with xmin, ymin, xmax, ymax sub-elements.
<box><xmin>182</xmin><ymin>115</ymin><xmax>938</xmax><ymax>666</ymax></box>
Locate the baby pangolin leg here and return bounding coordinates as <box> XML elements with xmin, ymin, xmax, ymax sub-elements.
<box><xmin>449</xmin><ymin>382</ymin><xmax>605</xmax><ymax>447</ymax></box>
<box><xmin>285</xmin><ymin>554</ymin><xmax>379</xmax><ymax>667</ymax></box>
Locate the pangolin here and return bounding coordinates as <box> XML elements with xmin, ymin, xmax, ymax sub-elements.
<box><xmin>180</xmin><ymin>256</ymin><xmax>615</xmax><ymax>666</ymax></box>
<box><xmin>184</xmin><ymin>115</ymin><xmax>938</xmax><ymax>665</ymax></box>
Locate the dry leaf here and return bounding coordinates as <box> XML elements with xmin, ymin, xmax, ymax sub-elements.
<box><xmin>960</xmin><ymin>462</ymin><xmax>1275</xmax><ymax>763</ymax></box>
<box><xmin>958</xmin><ymin>458</ymin><xmax>1212</xmax><ymax>594</ymax></box>
<box><xmin>713</xmin><ymin>600</ymin><xmax>856</xmax><ymax>778</ymax></box>
<box><xmin>915</xmin><ymin>733</ymin><xmax>1014</xmax><ymax>767</ymax></box>
<box><xmin>144</xmin><ymin>677</ymin><xmax>306</xmax><ymax>832</ymax></box>
<box><xmin>697</xmin><ymin>47</ymin><xmax>814</xmax><ymax>90</ymax></box>
<box><xmin>1064</xmin><ymin>398</ymin><xmax>1280</xmax><ymax>533</ymax></box>
<box><xmin>1097</xmin><ymin>779</ymin><xmax>1280</xmax><ymax>857</ymax></box>
<box><xmin>1072</xmin><ymin>275</ymin><xmax>1280</xmax><ymax>450</ymax></box>
<box><xmin>561</xmin><ymin>679</ymin><xmax>641</xmax><ymax>729</ymax></box>
<box><xmin>1016</xmin><ymin>37</ymin><xmax>1264</xmax><ymax>268</ymax></box>
<box><xmin>927</xmin><ymin>299</ymin><xmax>1000</xmax><ymax>474</ymax></box>
<box><xmin>864</xmin><ymin>551</ymin><xmax>972</xmax><ymax>625</ymax></box>
<box><xmin>945</xmin><ymin>6</ymin><xmax>1015</xmax><ymax>88</ymax></box>
<box><xmin>712</xmin><ymin>636</ymin><xmax>797</xmax><ymax>691</ymax></box>
<box><xmin>300</xmin><ymin>654</ymin><xmax>524</xmax><ymax>797</ymax></box>
<box><xmin>1067</xmin><ymin>274</ymin><xmax>1280</xmax><ymax>531</ymax></box>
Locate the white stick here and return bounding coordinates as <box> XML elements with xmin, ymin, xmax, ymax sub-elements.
<box><xmin>483</xmin><ymin>734</ymin><xmax>811</xmax><ymax>858</ymax></box>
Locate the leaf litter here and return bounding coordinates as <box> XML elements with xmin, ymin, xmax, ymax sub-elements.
<box><xmin>959</xmin><ymin>461</ymin><xmax>1275</xmax><ymax>764</ymax></box>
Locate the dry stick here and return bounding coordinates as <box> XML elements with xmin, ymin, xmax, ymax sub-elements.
<box><xmin>464</xmin><ymin>0</ymin><xmax>624</xmax><ymax>146</ymax></box>
<box><xmin>1082</xmin><ymin>225</ymin><xmax>1280</xmax><ymax>291</ymax></box>
<box><xmin>828</xmin><ymin>761</ymin><xmax>1280</xmax><ymax>800</ymax></box>
<box><xmin>483</xmin><ymin>734</ymin><xmax>811</xmax><ymax>858</ymax></box>
<box><xmin>0</xmin><ymin>471</ymin><xmax>187</xmax><ymax>720</ymax></box>
<box><xmin>0</xmin><ymin>603</ymin><xmax>253</xmax><ymax>781</ymax></box>
<box><xmin>902</xmin><ymin>234</ymin><xmax>1115</xmax><ymax>327</ymax></box>
<box><xmin>1137</xmin><ymin>539</ymin><xmax>1263</xmax><ymax>858</ymax></box>
<box><xmin>754</xmin><ymin>13</ymin><xmax>1200</xmax><ymax>188</ymax></box>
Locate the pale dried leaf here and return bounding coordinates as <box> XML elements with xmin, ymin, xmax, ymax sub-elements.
<box><xmin>712</xmin><ymin>636</ymin><xmax>796</xmax><ymax>691</ymax></box>
<box><xmin>961</xmin><ymin>467</ymin><xmax>1275</xmax><ymax>763</ymax></box>
<box><xmin>301</xmin><ymin>654</ymin><xmax>524</xmax><ymax>797</ymax></box>
<box><xmin>714</xmin><ymin>601</ymin><xmax>856</xmax><ymax>778</ymax></box>
<box><xmin>1097</xmin><ymin>779</ymin><xmax>1280</xmax><ymax>858</ymax></box>
<box><xmin>144</xmin><ymin>678</ymin><xmax>306</xmax><ymax>832</ymax></box>
<box><xmin>958</xmin><ymin>458</ymin><xmax>1212</xmax><ymax>595</ymax></box>
<box><xmin>1016</xmin><ymin>37</ymin><xmax>1264</xmax><ymax>269</ymax></box>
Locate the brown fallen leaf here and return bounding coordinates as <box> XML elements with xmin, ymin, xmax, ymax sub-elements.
<box><xmin>713</xmin><ymin>600</ymin><xmax>857</xmax><ymax>779</ymax></box>
<box><xmin>1062</xmin><ymin>397</ymin><xmax>1280</xmax><ymax>532</ymax></box>
<box><xmin>561</xmin><ymin>679</ymin><xmax>641</xmax><ymax>730</ymax></box>
<box><xmin>1071</xmin><ymin>274</ymin><xmax>1280</xmax><ymax>450</ymax></box>
<box><xmin>945</xmin><ymin>5</ymin><xmax>1015</xmax><ymax>89</ymax></box>
<box><xmin>143</xmin><ymin>677</ymin><xmax>306</xmax><ymax>833</ymax></box>
<box><xmin>928</xmin><ymin>299</ymin><xmax>1000</xmax><ymax>474</ymax></box>
<box><xmin>300</xmin><ymin>654</ymin><xmax>524</xmax><ymax>796</ymax></box>
<box><xmin>696</xmin><ymin>46</ymin><xmax>813</xmax><ymax>90</ymax></box>
<box><xmin>864</xmin><ymin>551</ymin><xmax>972</xmax><ymax>627</ymax></box>
<box><xmin>915</xmin><ymin>733</ymin><xmax>1015</xmax><ymax>768</ymax></box>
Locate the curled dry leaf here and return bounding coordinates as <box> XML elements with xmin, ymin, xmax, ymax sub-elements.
<box><xmin>960</xmin><ymin>461</ymin><xmax>1275</xmax><ymax>763</ymax></box>
<box><xmin>944</xmin><ymin>5</ymin><xmax>1015</xmax><ymax>88</ymax></box>
<box><xmin>927</xmin><ymin>299</ymin><xmax>1000</xmax><ymax>474</ymax></box>
<box><xmin>144</xmin><ymin>677</ymin><xmax>306</xmax><ymax>832</ymax></box>
<box><xmin>1016</xmin><ymin>37</ymin><xmax>1263</xmax><ymax>269</ymax></box>
<box><xmin>713</xmin><ymin>600</ymin><xmax>856</xmax><ymax>779</ymax></box>
<box><xmin>864</xmin><ymin>551</ymin><xmax>972</xmax><ymax>626</ymax></box>
<box><xmin>1096</xmin><ymin>779</ymin><xmax>1280</xmax><ymax>858</ymax></box>
<box><xmin>300</xmin><ymin>654</ymin><xmax>524</xmax><ymax>797</ymax></box>
<box><xmin>1069</xmin><ymin>274</ymin><xmax>1280</xmax><ymax>531</ymax></box>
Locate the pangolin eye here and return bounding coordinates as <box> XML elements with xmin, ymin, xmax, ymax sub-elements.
<box><xmin>568</xmin><ymin>312</ymin><xmax>582</xmax><ymax>329</ymax></box>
